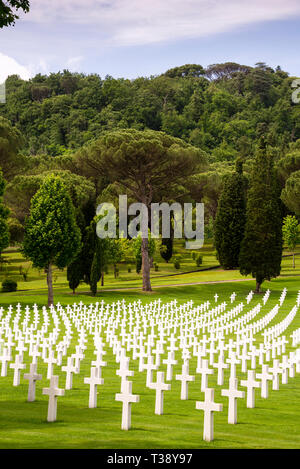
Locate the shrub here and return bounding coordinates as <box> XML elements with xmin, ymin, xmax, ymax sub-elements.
<box><xmin>196</xmin><ymin>254</ymin><xmax>203</xmax><ymax>267</ymax></box>
<box><xmin>136</xmin><ymin>256</ymin><xmax>142</xmax><ymax>274</ymax></box>
<box><xmin>2</xmin><ymin>279</ymin><xmax>17</xmax><ymax>292</ymax></box>
<box><xmin>173</xmin><ymin>258</ymin><xmax>180</xmax><ymax>269</ymax></box>
<box><xmin>154</xmin><ymin>263</ymin><xmax>159</xmax><ymax>271</ymax></box>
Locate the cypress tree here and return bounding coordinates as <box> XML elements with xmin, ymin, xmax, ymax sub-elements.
<box><xmin>67</xmin><ymin>260</ymin><xmax>81</xmax><ymax>294</ymax></box>
<box><xmin>239</xmin><ymin>139</ymin><xmax>283</xmax><ymax>293</ymax></box>
<box><xmin>214</xmin><ymin>158</ymin><xmax>247</xmax><ymax>269</ymax></box>
<box><xmin>90</xmin><ymin>244</ymin><xmax>102</xmax><ymax>297</ymax></box>
<box><xmin>66</xmin><ymin>209</ymin><xmax>87</xmax><ymax>294</ymax></box>
<box><xmin>86</xmin><ymin>218</ymin><xmax>109</xmax><ymax>296</ymax></box>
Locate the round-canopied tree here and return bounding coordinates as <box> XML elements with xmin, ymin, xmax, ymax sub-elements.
<box><xmin>214</xmin><ymin>158</ymin><xmax>247</xmax><ymax>269</ymax></box>
<box><xmin>239</xmin><ymin>140</ymin><xmax>283</xmax><ymax>293</ymax></box>
<box><xmin>23</xmin><ymin>175</ymin><xmax>81</xmax><ymax>306</ymax></box>
<box><xmin>75</xmin><ymin>129</ymin><xmax>205</xmax><ymax>291</ymax></box>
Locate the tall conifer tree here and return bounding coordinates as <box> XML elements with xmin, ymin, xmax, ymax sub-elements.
<box><xmin>239</xmin><ymin>139</ymin><xmax>283</xmax><ymax>293</ymax></box>
<box><xmin>214</xmin><ymin>158</ymin><xmax>247</xmax><ymax>269</ymax></box>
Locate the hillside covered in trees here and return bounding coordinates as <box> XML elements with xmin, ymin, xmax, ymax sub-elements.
<box><xmin>0</xmin><ymin>61</ymin><xmax>299</xmax><ymax>250</ymax></box>
<box><xmin>1</xmin><ymin>62</ymin><xmax>299</xmax><ymax>159</ymax></box>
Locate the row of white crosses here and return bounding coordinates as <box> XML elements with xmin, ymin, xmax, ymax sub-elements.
<box><xmin>0</xmin><ymin>288</ymin><xmax>299</xmax><ymax>436</ymax></box>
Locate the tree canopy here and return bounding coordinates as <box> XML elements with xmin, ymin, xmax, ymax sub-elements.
<box><xmin>0</xmin><ymin>0</ymin><xmax>30</xmax><ymax>28</ymax></box>
<box><xmin>23</xmin><ymin>175</ymin><xmax>81</xmax><ymax>305</ymax></box>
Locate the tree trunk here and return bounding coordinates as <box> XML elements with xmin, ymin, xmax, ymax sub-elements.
<box><xmin>255</xmin><ymin>278</ymin><xmax>262</xmax><ymax>294</ymax></box>
<box><xmin>46</xmin><ymin>263</ymin><xmax>54</xmax><ymax>307</ymax></box>
<box><xmin>141</xmin><ymin>237</ymin><xmax>152</xmax><ymax>291</ymax></box>
<box><xmin>101</xmin><ymin>272</ymin><xmax>104</xmax><ymax>286</ymax></box>
<box><xmin>293</xmin><ymin>253</ymin><xmax>295</xmax><ymax>269</ymax></box>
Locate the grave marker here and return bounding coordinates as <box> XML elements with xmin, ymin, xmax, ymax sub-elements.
<box><xmin>115</xmin><ymin>380</ymin><xmax>140</xmax><ymax>430</ymax></box>
<box><xmin>24</xmin><ymin>363</ymin><xmax>42</xmax><ymax>402</ymax></box>
<box><xmin>195</xmin><ymin>388</ymin><xmax>223</xmax><ymax>442</ymax></box>
<box><xmin>42</xmin><ymin>375</ymin><xmax>65</xmax><ymax>422</ymax></box>
<box><xmin>221</xmin><ymin>377</ymin><xmax>245</xmax><ymax>424</ymax></box>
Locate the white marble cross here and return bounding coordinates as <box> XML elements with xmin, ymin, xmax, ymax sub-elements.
<box><xmin>197</xmin><ymin>359</ymin><xmax>214</xmax><ymax>391</ymax></box>
<box><xmin>91</xmin><ymin>350</ymin><xmax>107</xmax><ymax>377</ymax></box>
<box><xmin>5</xmin><ymin>335</ymin><xmax>15</xmax><ymax>358</ymax></box>
<box><xmin>196</xmin><ymin>388</ymin><xmax>223</xmax><ymax>442</ymax></box>
<box><xmin>221</xmin><ymin>377</ymin><xmax>245</xmax><ymax>424</ymax></box>
<box><xmin>248</xmin><ymin>347</ymin><xmax>258</xmax><ymax>369</ymax></box>
<box><xmin>195</xmin><ymin>345</ymin><xmax>206</xmax><ymax>371</ymax></box>
<box><xmin>62</xmin><ymin>356</ymin><xmax>78</xmax><ymax>390</ymax></box>
<box><xmin>24</xmin><ymin>363</ymin><xmax>42</xmax><ymax>402</ymax></box>
<box><xmin>240</xmin><ymin>370</ymin><xmax>261</xmax><ymax>408</ymax></box>
<box><xmin>0</xmin><ymin>347</ymin><xmax>10</xmax><ymax>377</ymax></box>
<box><xmin>279</xmin><ymin>355</ymin><xmax>289</xmax><ymax>384</ymax></box>
<box><xmin>144</xmin><ymin>355</ymin><xmax>158</xmax><ymax>388</ymax></box>
<box><xmin>115</xmin><ymin>380</ymin><xmax>140</xmax><ymax>430</ymax></box>
<box><xmin>44</xmin><ymin>349</ymin><xmax>57</xmax><ymax>380</ymax></box>
<box><xmin>268</xmin><ymin>359</ymin><xmax>282</xmax><ymax>390</ymax></box>
<box><xmin>176</xmin><ymin>362</ymin><xmax>195</xmax><ymax>400</ymax></box>
<box><xmin>226</xmin><ymin>353</ymin><xmax>241</xmax><ymax>380</ymax></box>
<box><xmin>256</xmin><ymin>365</ymin><xmax>273</xmax><ymax>398</ymax></box>
<box><xmin>208</xmin><ymin>341</ymin><xmax>218</xmax><ymax>366</ymax></box>
<box><xmin>42</xmin><ymin>375</ymin><xmax>65</xmax><ymax>422</ymax></box>
<box><xmin>10</xmin><ymin>354</ymin><xmax>26</xmax><ymax>386</ymax></box>
<box><xmin>72</xmin><ymin>345</ymin><xmax>85</xmax><ymax>373</ymax></box>
<box><xmin>213</xmin><ymin>352</ymin><xmax>228</xmax><ymax>386</ymax></box>
<box><xmin>30</xmin><ymin>344</ymin><xmax>41</xmax><ymax>365</ymax></box>
<box><xmin>167</xmin><ymin>334</ymin><xmax>178</xmax><ymax>353</ymax></box>
<box><xmin>149</xmin><ymin>371</ymin><xmax>171</xmax><ymax>415</ymax></box>
<box><xmin>163</xmin><ymin>350</ymin><xmax>178</xmax><ymax>381</ymax></box>
<box><xmin>116</xmin><ymin>357</ymin><xmax>134</xmax><ymax>393</ymax></box>
<box><xmin>230</xmin><ymin>293</ymin><xmax>237</xmax><ymax>303</ymax></box>
<box><xmin>84</xmin><ymin>366</ymin><xmax>104</xmax><ymax>408</ymax></box>
<box><xmin>16</xmin><ymin>340</ymin><xmax>27</xmax><ymax>360</ymax></box>
<box><xmin>137</xmin><ymin>345</ymin><xmax>148</xmax><ymax>372</ymax></box>
<box><xmin>239</xmin><ymin>347</ymin><xmax>250</xmax><ymax>373</ymax></box>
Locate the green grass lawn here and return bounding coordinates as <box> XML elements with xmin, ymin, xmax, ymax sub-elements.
<box><xmin>0</xmin><ymin>245</ymin><xmax>299</xmax><ymax>449</ymax></box>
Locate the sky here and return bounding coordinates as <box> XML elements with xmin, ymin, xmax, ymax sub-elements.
<box><xmin>0</xmin><ymin>0</ymin><xmax>300</xmax><ymax>82</ymax></box>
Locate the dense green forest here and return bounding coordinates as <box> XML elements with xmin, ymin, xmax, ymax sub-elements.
<box><xmin>0</xmin><ymin>61</ymin><xmax>299</xmax><ymax>251</ymax></box>
<box><xmin>1</xmin><ymin>62</ymin><xmax>300</xmax><ymax>159</ymax></box>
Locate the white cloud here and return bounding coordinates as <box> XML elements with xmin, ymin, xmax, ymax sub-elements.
<box><xmin>0</xmin><ymin>53</ymin><xmax>32</xmax><ymax>82</ymax></box>
<box><xmin>66</xmin><ymin>56</ymin><xmax>84</xmax><ymax>72</ymax></box>
<box><xmin>21</xmin><ymin>0</ymin><xmax>300</xmax><ymax>46</ymax></box>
